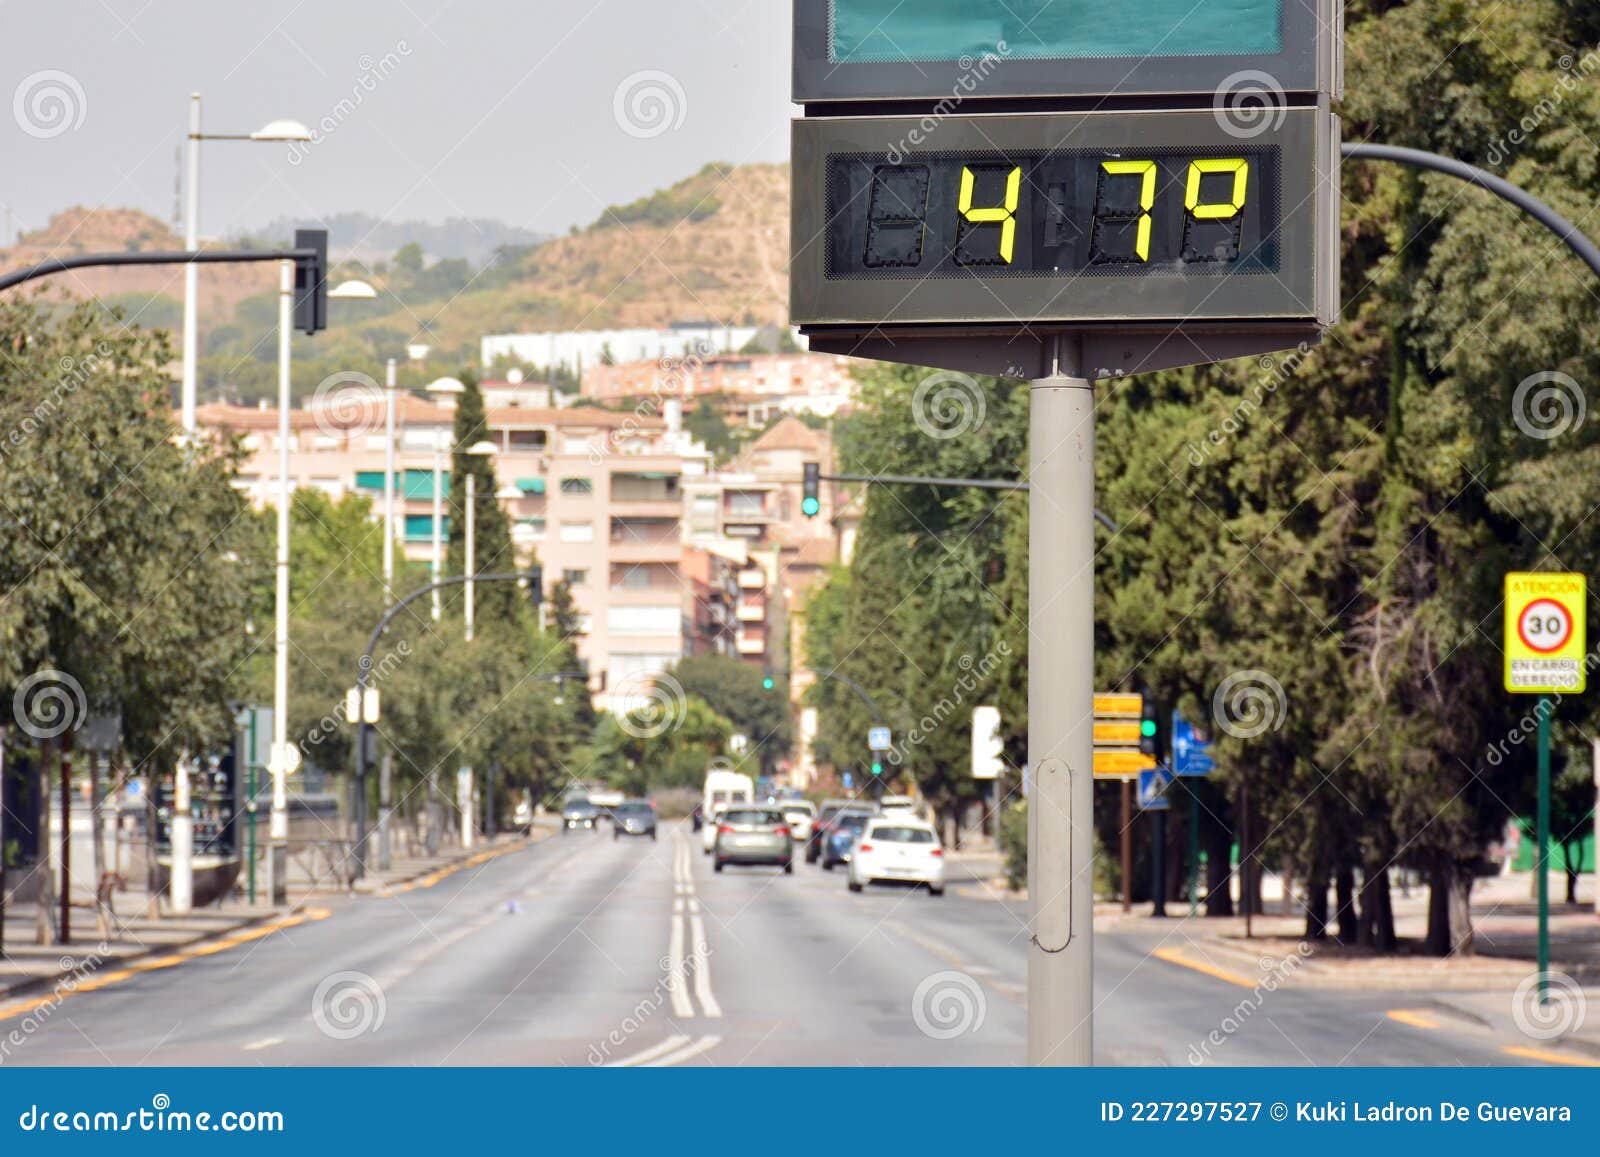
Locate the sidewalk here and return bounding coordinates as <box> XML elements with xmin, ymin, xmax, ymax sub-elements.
<box><xmin>0</xmin><ymin>828</ymin><xmax>544</xmax><ymax>1002</ymax></box>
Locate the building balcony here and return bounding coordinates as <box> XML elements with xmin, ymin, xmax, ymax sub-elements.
<box><xmin>608</xmin><ymin>497</ymin><xmax>684</xmax><ymax>519</ymax></box>
<box><xmin>735</xmin><ymin>636</ymin><xmax>766</xmax><ymax>656</ymax></box>
<box><xmin>608</xmin><ymin>539</ymin><xmax>682</xmax><ymax>565</ymax></box>
<box><xmin>737</xmin><ymin>568</ymin><xmax>766</xmax><ymax>590</ymax></box>
<box><xmin>735</xmin><ymin>602</ymin><xmax>766</xmax><ymax>623</ymax></box>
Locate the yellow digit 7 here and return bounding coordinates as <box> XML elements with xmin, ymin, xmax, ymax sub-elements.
<box><xmin>1186</xmin><ymin>158</ymin><xmax>1249</xmax><ymax>219</ymax></box>
<box><xmin>1100</xmin><ymin>160</ymin><xmax>1156</xmax><ymax>261</ymax></box>
<box><xmin>958</xmin><ymin>165</ymin><xmax>1021</xmax><ymax>264</ymax></box>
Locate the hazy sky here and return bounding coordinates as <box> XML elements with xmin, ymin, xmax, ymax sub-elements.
<box><xmin>0</xmin><ymin>0</ymin><xmax>794</xmax><ymax>244</ymax></box>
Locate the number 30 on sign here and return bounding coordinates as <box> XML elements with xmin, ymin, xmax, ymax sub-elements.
<box><xmin>1504</xmin><ymin>572</ymin><xmax>1587</xmax><ymax>694</ymax></box>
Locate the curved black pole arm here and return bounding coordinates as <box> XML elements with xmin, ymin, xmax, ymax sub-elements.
<box><xmin>0</xmin><ymin>247</ymin><xmax>319</xmax><ymax>292</ymax></box>
<box><xmin>1340</xmin><ymin>142</ymin><xmax>1600</xmax><ymax>281</ymax></box>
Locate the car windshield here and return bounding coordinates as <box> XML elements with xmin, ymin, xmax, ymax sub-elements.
<box><xmin>564</xmin><ymin>798</ymin><xmax>591</xmax><ymax>811</ymax></box>
<box><xmin>869</xmin><ymin>826</ymin><xmax>936</xmax><ymax>843</ymax></box>
<box><xmin>615</xmin><ymin>804</ymin><xmax>651</xmax><ymax>817</ymax></box>
<box><xmin>723</xmin><ymin>809</ymin><xmax>785</xmax><ymax>826</ymax></box>
<box><xmin>834</xmin><ymin>814</ymin><xmax>869</xmax><ymax>834</ymax></box>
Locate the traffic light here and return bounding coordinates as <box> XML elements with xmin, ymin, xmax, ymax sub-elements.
<box><xmin>524</xmin><ymin>564</ymin><xmax>543</xmax><ymax>607</ymax></box>
<box><xmin>762</xmin><ymin>671</ymin><xmax>776</xmax><ymax>691</ymax></box>
<box><xmin>1139</xmin><ymin>696</ymin><xmax>1160</xmax><ymax>758</ymax></box>
<box><xmin>801</xmin><ymin>462</ymin><xmax>820</xmax><ymax>518</ymax></box>
<box><xmin>292</xmin><ymin>228</ymin><xmax>328</xmax><ymax>335</ymax></box>
<box><xmin>871</xmin><ymin>759</ymin><xmax>883</xmax><ymax>777</ymax></box>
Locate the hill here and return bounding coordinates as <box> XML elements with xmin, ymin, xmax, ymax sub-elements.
<box><xmin>0</xmin><ymin>207</ymin><xmax>275</xmax><ymax>320</ymax></box>
<box><xmin>246</xmin><ymin>211</ymin><xmax>548</xmax><ymax>268</ymax></box>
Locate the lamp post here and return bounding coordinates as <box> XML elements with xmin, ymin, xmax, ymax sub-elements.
<box><xmin>463</xmin><ymin>440</ymin><xmax>498</xmax><ymax>643</ymax></box>
<box><xmin>180</xmin><ymin>95</ymin><xmax>310</xmax><ymax>434</ymax></box>
<box><xmin>381</xmin><ymin>357</ymin><xmax>397</xmax><ymax>600</ymax></box>
<box><xmin>425</xmin><ymin>378</ymin><xmax>466</xmax><ymax>622</ymax></box>
<box><xmin>264</xmin><ymin>272</ymin><xmax>373</xmax><ymax>902</ymax></box>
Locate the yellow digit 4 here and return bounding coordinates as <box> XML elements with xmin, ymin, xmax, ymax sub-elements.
<box><xmin>958</xmin><ymin>165</ymin><xmax>1022</xmax><ymax>264</ymax></box>
<box><xmin>1100</xmin><ymin>159</ymin><xmax>1156</xmax><ymax>261</ymax></box>
<box><xmin>1185</xmin><ymin>158</ymin><xmax>1249</xmax><ymax>219</ymax></box>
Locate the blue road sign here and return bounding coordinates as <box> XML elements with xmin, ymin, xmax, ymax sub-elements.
<box><xmin>842</xmin><ymin>772</ymin><xmax>854</xmax><ymax>790</ymax></box>
<box><xmin>868</xmin><ymin>726</ymin><xmax>892</xmax><ymax>751</ymax></box>
<box><xmin>1171</xmin><ymin>710</ymin><xmax>1216</xmax><ymax>777</ymax></box>
<box><xmin>1137</xmin><ymin>766</ymin><xmax>1173</xmax><ymax>810</ymax></box>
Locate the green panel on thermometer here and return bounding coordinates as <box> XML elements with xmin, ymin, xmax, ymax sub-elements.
<box><xmin>831</xmin><ymin>0</ymin><xmax>1282</xmax><ymax>62</ymax></box>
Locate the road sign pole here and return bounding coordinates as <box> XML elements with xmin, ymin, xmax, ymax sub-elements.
<box><xmin>1027</xmin><ymin>348</ymin><xmax>1094</xmax><ymax>1067</ymax></box>
<box><xmin>1151</xmin><ymin>808</ymin><xmax>1167</xmax><ymax>917</ymax></box>
<box><xmin>1188</xmin><ymin>781</ymin><xmax>1200</xmax><ymax>917</ymax></box>
<box><xmin>1120</xmin><ymin>780</ymin><xmax>1132</xmax><ymax>913</ymax></box>
<box><xmin>1537</xmin><ymin>694</ymin><xmax>1552</xmax><ymax>1004</ymax></box>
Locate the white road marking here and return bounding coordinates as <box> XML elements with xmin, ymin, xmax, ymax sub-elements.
<box><xmin>242</xmin><ymin>1036</ymin><xmax>282</xmax><ymax>1052</ymax></box>
<box><xmin>688</xmin><ymin>909</ymin><xmax>721</xmax><ymax>1019</ymax></box>
<box><xmin>605</xmin><ymin>1033</ymin><xmax>693</xmax><ymax>1067</ymax></box>
<box><xmin>643</xmin><ymin>1034</ymin><xmax>723</xmax><ymax>1067</ymax></box>
<box><xmin>667</xmin><ymin>911</ymin><xmax>695</xmax><ymax>1018</ymax></box>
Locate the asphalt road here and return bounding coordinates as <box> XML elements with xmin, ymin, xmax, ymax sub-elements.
<box><xmin>0</xmin><ymin>824</ymin><xmax>1555</xmax><ymax>1066</ymax></box>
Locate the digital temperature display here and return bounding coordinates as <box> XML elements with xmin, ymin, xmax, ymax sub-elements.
<box><xmin>791</xmin><ymin>108</ymin><xmax>1337</xmax><ymax>330</ymax></box>
<box><xmin>826</xmin><ymin>150</ymin><xmax>1277</xmax><ymax>280</ymax></box>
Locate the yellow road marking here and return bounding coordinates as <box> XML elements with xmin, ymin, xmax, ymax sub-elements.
<box><xmin>1386</xmin><ymin>1009</ymin><xmax>1440</xmax><ymax>1030</ymax></box>
<box><xmin>1502</xmin><ymin>1045</ymin><xmax>1600</xmax><ymax>1067</ymax></box>
<box><xmin>1150</xmin><ymin>946</ymin><xmax>1261</xmax><ymax>989</ymax></box>
<box><xmin>387</xmin><ymin>839</ymin><xmax>528</xmax><ymax>895</ymax></box>
<box><xmin>0</xmin><ymin>906</ymin><xmax>332</xmax><ymax>1025</ymax></box>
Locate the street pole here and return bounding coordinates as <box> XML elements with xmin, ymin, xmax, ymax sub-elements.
<box><xmin>181</xmin><ymin>92</ymin><xmax>201</xmax><ymax>435</ymax></box>
<box><xmin>383</xmin><ymin>358</ymin><xmax>397</xmax><ymax>601</ymax></box>
<box><xmin>1151</xmin><ymin>807</ymin><xmax>1167</xmax><ymax>917</ymax></box>
<box><xmin>465</xmin><ymin>472</ymin><xmax>477</xmax><ymax>643</ymax></box>
<box><xmin>0</xmin><ymin>726</ymin><xmax>7</xmax><ymax>958</ymax></box>
<box><xmin>170</xmin><ymin>755</ymin><xmax>193</xmax><ymax>914</ymax></box>
<box><xmin>268</xmin><ymin>258</ymin><xmax>293</xmax><ymax>897</ymax></box>
<box><xmin>1026</xmin><ymin>339</ymin><xmax>1094</xmax><ymax>1067</ymax></box>
<box><xmin>246</xmin><ymin>710</ymin><xmax>257</xmax><ymax>904</ymax></box>
<box><xmin>1188</xmin><ymin>779</ymin><xmax>1200</xmax><ymax>918</ymax></box>
<box><xmin>59</xmin><ymin>734</ymin><xmax>71</xmax><ymax>944</ymax></box>
<box><xmin>1120</xmin><ymin>780</ymin><xmax>1132</xmax><ymax>913</ymax></box>
<box><xmin>431</xmin><ymin>434</ymin><xmax>445</xmax><ymax>622</ymax></box>
<box><xmin>1537</xmin><ymin>695</ymin><xmax>1552</xmax><ymax>1004</ymax></box>
<box><xmin>1592</xmin><ymin>738</ymin><xmax>1599</xmax><ymax>920</ymax></box>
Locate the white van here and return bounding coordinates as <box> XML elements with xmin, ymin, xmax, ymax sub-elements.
<box><xmin>702</xmin><ymin>768</ymin><xmax>754</xmax><ymax>853</ymax></box>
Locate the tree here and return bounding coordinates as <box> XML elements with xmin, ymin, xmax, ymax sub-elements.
<box><xmin>446</xmin><ymin>372</ymin><xmax>521</xmax><ymax>629</ymax></box>
<box><xmin>671</xmin><ymin>654</ymin><xmax>793</xmax><ymax>770</ymax></box>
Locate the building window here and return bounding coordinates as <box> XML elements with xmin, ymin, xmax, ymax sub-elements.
<box><xmin>559</xmin><ymin>520</ymin><xmax>595</xmax><ymax>544</ymax></box>
<box><xmin>518</xmin><ymin>516</ymin><xmax>547</xmax><ymax>540</ymax></box>
<box><xmin>607</xmin><ymin>605</ymin><xmax>680</xmax><ymax>637</ymax></box>
<box><xmin>617</xmin><ymin>565</ymin><xmax>653</xmax><ymax>590</ymax></box>
<box><xmin>726</xmin><ymin>491</ymin><xmax>765</xmax><ymax>518</ymax></box>
<box><xmin>560</xmin><ymin>476</ymin><xmax>593</xmax><ymax>497</ymax></box>
<box><xmin>562</xmin><ymin>568</ymin><xmax>588</xmax><ymax>587</ymax></box>
<box><xmin>354</xmin><ymin>471</ymin><xmax>385</xmax><ymax>491</ymax></box>
<box><xmin>403</xmin><ymin>514</ymin><xmax>448</xmax><ymax>542</ymax></box>
<box><xmin>691</xmin><ymin>494</ymin><xmax>717</xmax><ymax>520</ymax></box>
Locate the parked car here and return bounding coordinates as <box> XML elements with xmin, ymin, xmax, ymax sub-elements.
<box><xmin>779</xmin><ymin>799</ymin><xmax>817</xmax><ymax>843</ymax></box>
<box><xmin>610</xmin><ymin>800</ymin><xmax>658</xmax><ymax>840</ymax></box>
<box><xmin>847</xmin><ymin>816</ymin><xmax>945</xmax><ymax>895</ymax></box>
<box><xmin>511</xmin><ymin>797</ymin><xmax>535</xmax><ymax>834</ymax></box>
<box><xmin>807</xmin><ymin>799</ymin><xmax>874</xmax><ymax>863</ymax></box>
<box><xmin>562</xmin><ymin>797</ymin><xmax>601</xmax><ymax>833</ymax></box>
<box><xmin>713</xmin><ymin>806</ymin><xmax>794</xmax><ymax>874</ymax></box>
<box><xmin>820</xmin><ymin>811</ymin><xmax>873</xmax><ymax>871</ymax></box>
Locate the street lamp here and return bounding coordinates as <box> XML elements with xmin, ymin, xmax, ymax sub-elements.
<box><xmin>464</xmin><ymin>440</ymin><xmax>498</xmax><ymax>643</ymax></box>
<box><xmin>425</xmin><ymin>377</ymin><xmax>466</xmax><ymax>622</ymax></box>
<box><xmin>180</xmin><ymin>93</ymin><xmax>311</xmax><ymax>435</ymax></box>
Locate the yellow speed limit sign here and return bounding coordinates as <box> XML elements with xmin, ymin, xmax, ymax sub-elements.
<box><xmin>1504</xmin><ymin>572</ymin><xmax>1587</xmax><ymax>694</ymax></box>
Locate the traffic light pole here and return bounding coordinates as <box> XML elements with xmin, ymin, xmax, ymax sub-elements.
<box><xmin>1027</xmin><ymin>339</ymin><xmax>1095</xmax><ymax>1066</ymax></box>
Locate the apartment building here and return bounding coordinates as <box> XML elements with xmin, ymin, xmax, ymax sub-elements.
<box><xmin>195</xmin><ymin>394</ymin><xmax>713</xmax><ymax>715</ymax></box>
<box><xmin>582</xmin><ymin>352</ymin><xmax>860</xmax><ymax>424</ymax></box>
<box><xmin>480</xmin><ymin>323</ymin><xmax>766</xmax><ymax>377</ymax></box>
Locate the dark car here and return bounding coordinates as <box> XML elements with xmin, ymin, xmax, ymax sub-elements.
<box><xmin>807</xmin><ymin>799</ymin><xmax>869</xmax><ymax>863</ymax></box>
<box><xmin>611</xmin><ymin>801</ymin><xmax>658</xmax><ymax>840</ymax></box>
<box><xmin>561</xmin><ymin>797</ymin><xmax>601</xmax><ymax>833</ymax></box>
<box><xmin>691</xmin><ymin>803</ymin><xmax>704</xmax><ymax>831</ymax></box>
<box><xmin>820</xmin><ymin>811</ymin><xmax>872</xmax><ymax>870</ymax></box>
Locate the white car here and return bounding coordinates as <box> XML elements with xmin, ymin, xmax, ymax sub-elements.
<box><xmin>847</xmin><ymin>816</ymin><xmax>945</xmax><ymax>896</ymax></box>
<box><xmin>779</xmin><ymin>800</ymin><xmax>816</xmax><ymax>843</ymax></box>
<box><xmin>702</xmin><ymin>804</ymin><xmax>727</xmax><ymax>853</ymax></box>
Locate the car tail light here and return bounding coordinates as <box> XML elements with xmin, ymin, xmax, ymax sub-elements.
<box><xmin>929</xmin><ymin>847</ymin><xmax>943</xmax><ymax>856</ymax></box>
<box><xmin>774</xmin><ymin>826</ymin><xmax>791</xmax><ymax>838</ymax></box>
<box><xmin>717</xmin><ymin>824</ymin><xmax>733</xmax><ymax>835</ymax></box>
<box><xmin>857</xmin><ymin>842</ymin><xmax>874</xmax><ymax>853</ymax></box>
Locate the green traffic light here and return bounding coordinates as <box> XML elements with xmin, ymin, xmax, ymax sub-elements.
<box><xmin>871</xmin><ymin>761</ymin><xmax>882</xmax><ymax>776</ymax></box>
<box><xmin>762</xmin><ymin>677</ymin><xmax>775</xmax><ymax>691</ymax></box>
<box><xmin>1140</xmin><ymin>719</ymin><xmax>1157</xmax><ymax>737</ymax></box>
<box><xmin>801</xmin><ymin>496</ymin><xmax>820</xmax><ymax>517</ymax></box>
